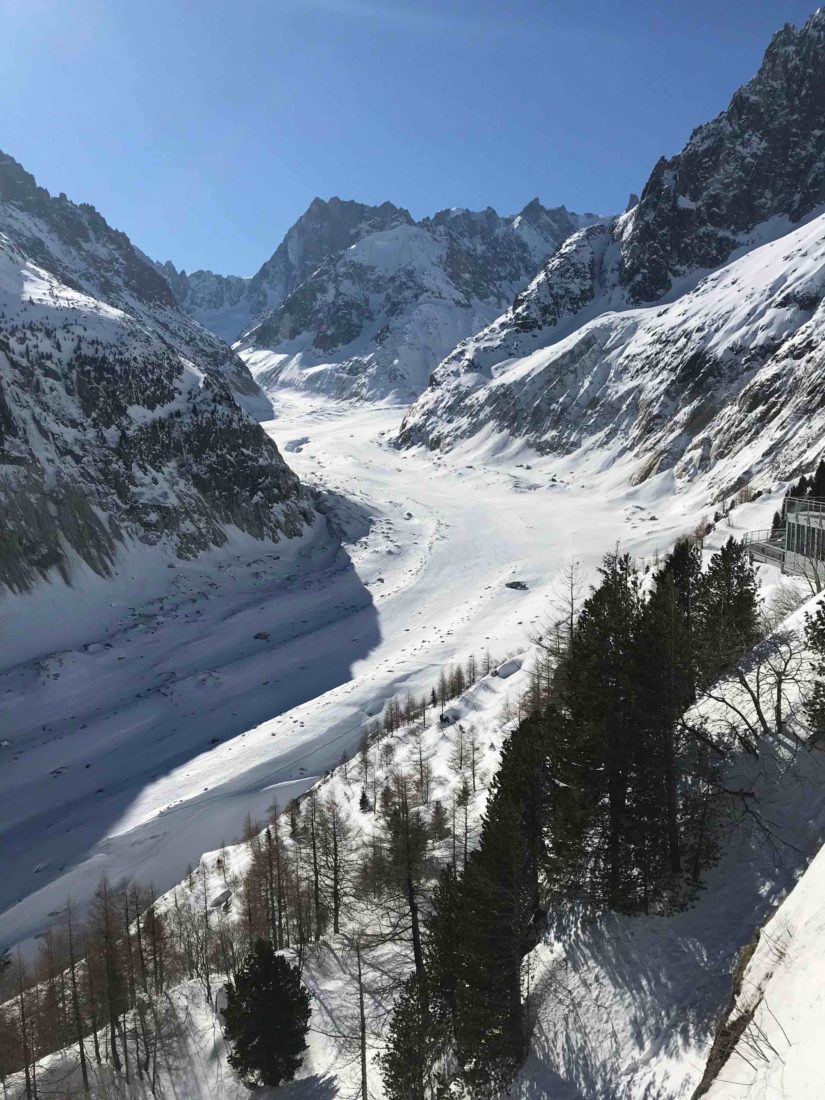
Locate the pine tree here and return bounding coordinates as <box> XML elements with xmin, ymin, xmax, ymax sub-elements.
<box><xmin>562</xmin><ymin>553</ymin><xmax>644</xmax><ymax>910</ymax></box>
<box><xmin>222</xmin><ymin>940</ymin><xmax>311</xmax><ymax>1087</ymax></box>
<box><xmin>454</xmin><ymin>784</ymin><xmax>533</xmax><ymax>1095</ymax></box>
<box><xmin>633</xmin><ymin>566</ymin><xmax>695</xmax><ymax>894</ymax></box>
<box><xmin>805</xmin><ymin>601</ymin><xmax>825</xmax><ymax>734</ymax></box>
<box><xmin>694</xmin><ymin>538</ymin><xmax>760</xmax><ymax>687</ymax></box>
<box><xmin>380</xmin><ymin>974</ymin><xmax>449</xmax><ymax>1100</ymax></box>
<box><xmin>813</xmin><ymin>459</ymin><xmax>825</xmax><ymax>499</ymax></box>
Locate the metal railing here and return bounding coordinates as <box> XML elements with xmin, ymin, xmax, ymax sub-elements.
<box><xmin>785</xmin><ymin>495</ymin><xmax>825</xmax><ymax>516</ymax></box>
<box><xmin>741</xmin><ymin>527</ymin><xmax>786</xmax><ymax>567</ymax></box>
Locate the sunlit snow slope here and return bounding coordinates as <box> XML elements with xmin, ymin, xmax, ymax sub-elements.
<box><xmin>0</xmin><ymin>388</ymin><xmax>726</xmax><ymax>957</ymax></box>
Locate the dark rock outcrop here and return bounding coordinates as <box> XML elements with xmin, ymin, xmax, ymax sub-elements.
<box><xmin>0</xmin><ymin>152</ymin><xmax>315</xmax><ymax>593</ymax></box>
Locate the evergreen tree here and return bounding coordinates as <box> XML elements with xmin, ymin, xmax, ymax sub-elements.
<box><xmin>562</xmin><ymin>553</ymin><xmax>644</xmax><ymax>910</ymax></box>
<box><xmin>380</xmin><ymin>974</ymin><xmax>449</xmax><ymax>1100</ymax></box>
<box><xmin>633</xmin><ymin>566</ymin><xmax>695</xmax><ymax>893</ymax></box>
<box><xmin>812</xmin><ymin>459</ymin><xmax>825</xmax><ymax>499</ymax></box>
<box><xmin>222</xmin><ymin>940</ymin><xmax>311</xmax><ymax>1087</ymax></box>
<box><xmin>805</xmin><ymin>601</ymin><xmax>825</xmax><ymax>735</ymax></box>
<box><xmin>454</xmin><ymin>785</ymin><xmax>533</xmax><ymax>1095</ymax></box>
<box><xmin>693</xmin><ymin>538</ymin><xmax>760</xmax><ymax>687</ymax></box>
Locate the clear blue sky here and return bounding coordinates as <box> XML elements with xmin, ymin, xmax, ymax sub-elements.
<box><xmin>2</xmin><ymin>0</ymin><xmax>818</xmax><ymax>275</ymax></box>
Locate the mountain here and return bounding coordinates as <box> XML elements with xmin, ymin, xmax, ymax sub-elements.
<box><xmin>399</xmin><ymin>10</ymin><xmax>825</xmax><ymax>490</ymax></box>
<box><xmin>0</xmin><ymin>152</ymin><xmax>315</xmax><ymax>594</ymax></box>
<box><xmin>236</xmin><ymin>200</ymin><xmax>601</xmax><ymax>401</ymax></box>
<box><xmin>155</xmin><ymin>197</ymin><xmax>411</xmax><ymax>343</ymax></box>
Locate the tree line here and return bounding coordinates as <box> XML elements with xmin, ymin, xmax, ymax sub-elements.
<box><xmin>0</xmin><ymin>648</ymin><xmax>505</xmax><ymax>1095</ymax></box>
<box><xmin>381</xmin><ymin>538</ymin><xmax>769</xmax><ymax>1097</ymax></box>
<box><xmin>3</xmin><ymin>537</ymin><xmax>814</xmax><ymax>1099</ymax></box>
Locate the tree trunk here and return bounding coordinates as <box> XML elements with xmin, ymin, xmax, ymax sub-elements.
<box><xmin>356</xmin><ymin>942</ymin><xmax>368</xmax><ymax>1100</ymax></box>
<box><xmin>66</xmin><ymin>906</ymin><xmax>90</xmax><ymax>1093</ymax></box>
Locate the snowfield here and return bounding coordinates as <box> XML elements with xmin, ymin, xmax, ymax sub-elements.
<box><xmin>0</xmin><ymin>386</ymin><xmax>745</xmax><ymax>961</ymax></box>
<box><xmin>6</xmin><ymin>570</ymin><xmax>824</xmax><ymax>1100</ymax></box>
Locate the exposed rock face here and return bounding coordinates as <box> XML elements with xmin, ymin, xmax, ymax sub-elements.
<box><xmin>0</xmin><ymin>152</ymin><xmax>315</xmax><ymax>594</ymax></box>
<box><xmin>398</xmin><ymin>10</ymin><xmax>825</xmax><ymax>489</ymax></box>
<box><xmin>156</xmin><ymin>198</ymin><xmax>412</xmax><ymax>343</ymax></box>
<box><xmin>622</xmin><ymin>11</ymin><xmax>825</xmax><ymax>302</ymax></box>
<box><xmin>238</xmin><ymin>201</ymin><xmax>601</xmax><ymax>400</ymax></box>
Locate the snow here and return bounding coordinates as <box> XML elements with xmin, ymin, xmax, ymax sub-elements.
<box><xmin>8</xmin><ymin>554</ymin><xmax>824</xmax><ymax>1100</ymax></box>
<box><xmin>402</xmin><ymin>208</ymin><xmax>825</xmax><ymax>497</ymax></box>
<box><xmin>2</xmin><ymin>980</ymin><xmax>287</xmax><ymax>1099</ymax></box>
<box><xmin>3</xmin><ymin>386</ymin><xmax>824</xmax><ymax>1099</ymax></box>
<box><xmin>0</xmin><ymin>386</ymin><xmax>748</xmax><ymax>961</ymax></box>
<box><xmin>702</xmin><ymin>842</ymin><xmax>825</xmax><ymax>1099</ymax></box>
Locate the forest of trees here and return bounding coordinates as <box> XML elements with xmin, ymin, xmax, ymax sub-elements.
<box><xmin>0</xmin><ymin>536</ymin><xmax>815</xmax><ymax>1099</ymax></box>
<box><xmin>0</xmin><ymin>651</ymin><xmax>496</xmax><ymax>1096</ymax></box>
<box><xmin>380</xmin><ymin>538</ymin><xmax>774</xmax><ymax>1097</ymax></box>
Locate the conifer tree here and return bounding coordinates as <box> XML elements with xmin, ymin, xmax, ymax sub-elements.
<box><xmin>562</xmin><ymin>553</ymin><xmax>644</xmax><ymax>910</ymax></box>
<box><xmin>694</xmin><ymin>538</ymin><xmax>760</xmax><ymax>686</ymax></box>
<box><xmin>805</xmin><ymin>601</ymin><xmax>825</xmax><ymax>734</ymax></box>
<box><xmin>222</xmin><ymin>940</ymin><xmax>311</xmax><ymax>1087</ymax></box>
<box><xmin>454</xmin><ymin>785</ymin><xmax>533</xmax><ymax>1095</ymax></box>
<box><xmin>633</xmin><ymin>566</ymin><xmax>694</xmax><ymax>889</ymax></box>
<box><xmin>380</xmin><ymin>974</ymin><xmax>448</xmax><ymax>1100</ymax></box>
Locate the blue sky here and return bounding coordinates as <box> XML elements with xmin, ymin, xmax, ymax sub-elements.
<box><xmin>2</xmin><ymin>0</ymin><xmax>817</xmax><ymax>274</ymax></box>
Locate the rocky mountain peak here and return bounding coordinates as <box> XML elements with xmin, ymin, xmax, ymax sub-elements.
<box><xmin>239</xmin><ymin>196</ymin><xmax>602</xmax><ymax>400</ymax></box>
<box><xmin>1</xmin><ymin>150</ymin><xmax>177</xmax><ymax>311</ymax></box>
<box><xmin>398</xmin><ymin>10</ymin><xmax>825</xmax><ymax>496</ymax></box>
<box><xmin>157</xmin><ymin>196</ymin><xmax>414</xmax><ymax>342</ymax></box>
<box><xmin>621</xmin><ymin>7</ymin><xmax>825</xmax><ymax>301</ymax></box>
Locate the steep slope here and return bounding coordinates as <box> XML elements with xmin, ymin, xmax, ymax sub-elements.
<box><xmin>238</xmin><ymin>201</ymin><xmax>599</xmax><ymax>400</ymax></box>
<box><xmin>695</xmin><ymin>837</ymin><xmax>825</xmax><ymax>1099</ymax></box>
<box><xmin>156</xmin><ymin>196</ymin><xmax>411</xmax><ymax>342</ymax></box>
<box><xmin>9</xmin><ymin>574</ymin><xmax>825</xmax><ymax>1100</ymax></box>
<box><xmin>401</xmin><ymin>208</ymin><xmax>825</xmax><ymax>492</ymax></box>
<box><xmin>0</xmin><ymin>152</ymin><xmax>315</xmax><ymax>593</ymax></box>
<box><xmin>399</xmin><ymin>9</ymin><xmax>825</xmax><ymax>482</ymax></box>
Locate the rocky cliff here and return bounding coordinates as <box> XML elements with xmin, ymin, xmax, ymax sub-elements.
<box><xmin>0</xmin><ymin>152</ymin><xmax>315</xmax><ymax>593</ymax></box>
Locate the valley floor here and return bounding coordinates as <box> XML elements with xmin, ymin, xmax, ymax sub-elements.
<box><xmin>0</xmin><ymin>389</ymin><xmax>739</xmax><ymax>958</ymax></box>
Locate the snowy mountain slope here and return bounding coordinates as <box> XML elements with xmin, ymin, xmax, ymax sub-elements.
<box><xmin>1</xmin><ymin>654</ymin><xmax>533</xmax><ymax>1100</ymax></box>
<box><xmin>9</xmin><ymin>560</ymin><xmax>825</xmax><ymax>1100</ymax></box>
<box><xmin>401</xmin><ymin>207</ymin><xmax>825</xmax><ymax>493</ymax></box>
<box><xmin>156</xmin><ymin>197</ymin><xmax>412</xmax><ymax>343</ymax></box>
<box><xmin>2</xmin><ymin>386</ymin><xmax>681</xmax><ymax>963</ymax></box>
<box><xmin>696</xmin><ymin>837</ymin><xmax>825</xmax><ymax>1099</ymax></box>
<box><xmin>400</xmin><ymin>9</ymin><xmax>825</xmax><ymax>475</ymax></box>
<box><xmin>239</xmin><ymin>201</ymin><xmax>600</xmax><ymax>401</ymax></box>
<box><xmin>0</xmin><ymin>152</ymin><xmax>316</xmax><ymax>593</ymax></box>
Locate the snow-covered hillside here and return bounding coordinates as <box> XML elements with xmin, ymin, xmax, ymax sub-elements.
<box><xmin>0</xmin><ymin>152</ymin><xmax>315</xmax><ymax>593</ymax></box>
<box><xmin>7</xmin><ymin>559</ymin><xmax>825</xmax><ymax>1100</ymax></box>
<box><xmin>400</xmin><ymin>207</ymin><xmax>825</xmax><ymax>493</ymax></box>
<box><xmin>239</xmin><ymin>202</ymin><xmax>600</xmax><ymax>401</ymax></box>
<box><xmin>5</xmin><ymin>9</ymin><xmax>825</xmax><ymax>1099</ymax></box>
<box><xmin>3</xmin><ymin>386</ymin><xmax>716</xmax><ymax>961</ymax></box>
<box><xmin>697</xmin><ymin>838</ymin><xmax>825</xmax><ymax>1099</ymax></box>
<box><xmin>400</xmin><ymin>10</ymin><xmax>825</xmax><ymax>482</ymax></box>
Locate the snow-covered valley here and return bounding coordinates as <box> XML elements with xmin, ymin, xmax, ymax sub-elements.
<box><xmin>0</xmin><ymin>386</ymin><xmax>727</xmax><ymax>961</ymax></box>
<box><xmin>4</xmin><ymin>10</ymin><xmax>825</xmax><ymax>1096</ymax></box>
